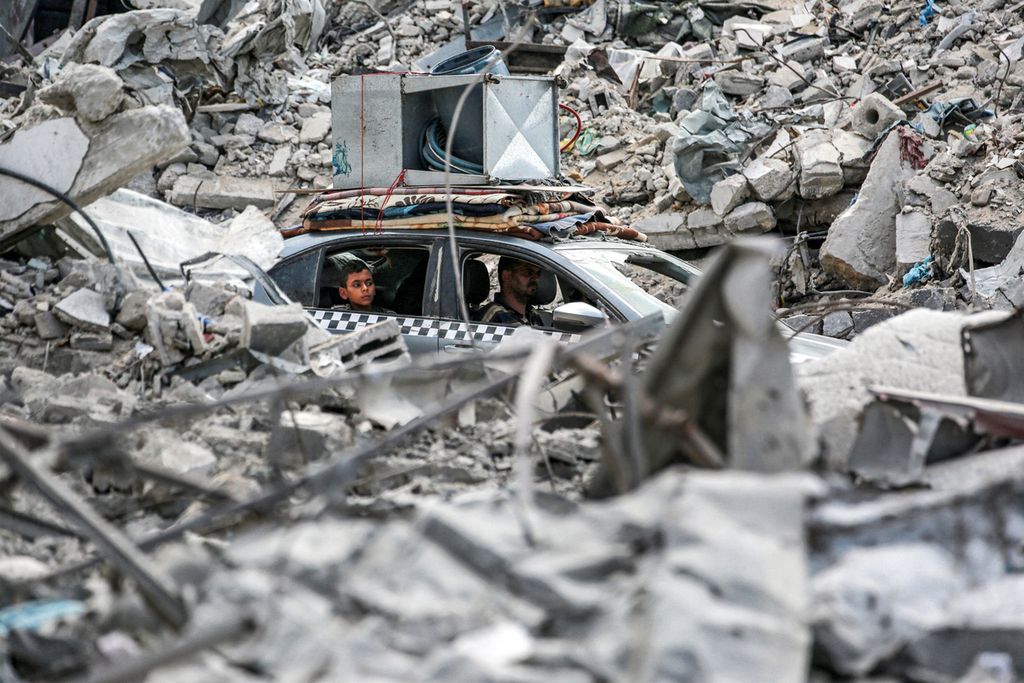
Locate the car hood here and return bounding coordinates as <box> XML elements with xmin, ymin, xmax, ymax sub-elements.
<box><xmin>782</xmin><ymin>328</ymin><xmax>850</xmax><ymax>363</ymax></box>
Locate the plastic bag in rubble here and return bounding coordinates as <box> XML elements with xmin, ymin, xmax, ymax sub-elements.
<box><xmin>671</xmin><ymin>82</ymin><xmax>773</xmax><ymax>204</ymax></box>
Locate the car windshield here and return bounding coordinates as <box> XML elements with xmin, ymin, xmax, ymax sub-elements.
<box><xmin>560</xmin><ymin>247</ymin><xmax>696</xmax><ymax>323</ymax></box>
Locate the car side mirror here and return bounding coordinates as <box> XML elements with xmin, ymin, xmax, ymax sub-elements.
<box><xmin>552</xmin><ymin>302</ymin><xmax>606</xmax><ymax>332</ymax></box>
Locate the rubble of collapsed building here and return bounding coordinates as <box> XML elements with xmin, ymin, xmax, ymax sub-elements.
<box><xmin>3</xmin><ymin>0</ymin><xmax>1024</xmax><ymax>682</ymax></box>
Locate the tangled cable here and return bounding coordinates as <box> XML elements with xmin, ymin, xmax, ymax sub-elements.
<box><xmin>420</xmin><ymin>118</ymin><xmax>483</xmax><ymax>174</ymax></box>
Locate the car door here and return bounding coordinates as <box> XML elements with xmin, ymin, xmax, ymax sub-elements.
<box><xmin>267</xmin><ymin>235</ymin><xmax>446</xmax><ymax>356</ymax></box>
<box><xmin>432</xmin><ymin>236</ymin><xmax>598</xmax><ymax>354</ymax></box>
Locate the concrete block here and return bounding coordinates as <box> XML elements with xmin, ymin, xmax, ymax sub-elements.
<box><xmin>776</xmin><ymin>36</ymin><xmax>826</xmax><ymax>62</ymax></box>
<box><xmin>713</xmin><ymin>71</ymin><xmax>765</xmax><ymax>96</ymax></box>
<box><xmin>234</xmin><ymin>112</ymin><xmax>263</xmax><ymax>137</ymax></box>
<box><xmin>744</xmin><ymin>157</ymin><xmax>795</xmax><ymax>201</ymax></box>
<box><xmin>822</xmin><ymin>311</ymin><xmax>854</xmax><ymax>339</ymax></box>
<box><xmin>169</xmin><ymin>175</ymin><xmax>276</xmax><ymax>210</ymax></box>
<box><xmin>966</xmin><ymin>213</ymin><xmax>1024</xmax><ymax>265</ymax></box>
<box><xmin>299</xmin><ymin>110</ymin><xmax>332</xmax><ymax>144</ymax></box>
<box><xmin>185</xmin><ymin>281</ymin><xmax>234</xmax><ymax>318</ymax></box>
<box><xmin>850</xmin><ymin>93</ymin><xmax>904</xmax><ymax>141</ymax></box>
<box><xmin>723</xmin><ymin>202</ymin><xmax>776</xmax><ymax>233</ymax></box>
<box><xmin>796</xmin><ymin>130</ymin><xmax>844</xmax><ymax>200</ymax></box>
<box><xmin>768</xmin><ymin>61</ymin><xmax>807</xmax><ymax>92</ymax></box>
<box><xmin>687</xmin><ymin>207</ymin><xmax>729</xmax><ymax>247</ymax></box>
<box><xmin>241</xmin><ymin>301</ymin><xmax>309</xmax><ymax>356</ymax></box>
<box><xmin>832</xmin><ymin>129</ymin><xmax>873</xmax><ymax>185</ymax></box>
<box><xmin>896</xmin><ymin>211</ymin><xmax>932</xmax><ymax>266</ymax></box>
<box><xmin>34</xmin><ymin>311</ymin><xmax>68</xmax><ymax>340</ymax></box>
<box><xmin>115</xmin><ymin>290</ymin><xmax>151</xmax><ymax>331</ymax></box>
<box><xmin>832</xmin><ymin>55</ymin><xmax>858</xmax><ymax>72</ymax></box>
<box><xmin>906</xmin><ymin>174</ymin><xmax>958</xmax><ymax>216</ymax></box>
<box><xmin>595</xmin><ymin>149</ymin><xmax>629</xmax><ymax>172</ymax></box>
<box><xmin>711</xmin><ymin>174</ymin><xmax>750</xmax><ymax>216</ymax></box>
<box><xmin>70</xmin><ymin>331</ymin><xmax>114</xmax><ymax>351</ymax></box>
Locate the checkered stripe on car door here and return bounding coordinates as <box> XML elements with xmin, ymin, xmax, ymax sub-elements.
<box><xmin>308</xmin><ymin>309</ymin><xmax>580</xmax><ymax>344</ymax></box>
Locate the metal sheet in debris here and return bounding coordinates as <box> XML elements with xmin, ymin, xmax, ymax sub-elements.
<box><xmin>962</xmin><ymin>311</ymin><xmax>1024</xmax><ymax>404</ymax></box>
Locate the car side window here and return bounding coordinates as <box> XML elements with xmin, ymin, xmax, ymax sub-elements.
<box><xmin>317</xmin><ymin>246</ymin><xmax>430</xmax><ymax>316</ymax></box>
<box><xmin>269</xmin><ymin>249</ymin><xmax>321</xmax><ymax>306</ymax></box>
<box><xmin>461</xmin><ymin>250</ymin><xmax>601</xmax><ymax>328</ymax></box>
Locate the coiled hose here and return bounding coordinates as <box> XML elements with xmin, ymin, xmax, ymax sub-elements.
<box><xmin>420</xmin><ymin>118</ymin><xmax>484</xmax><ymax>175</ymax></box>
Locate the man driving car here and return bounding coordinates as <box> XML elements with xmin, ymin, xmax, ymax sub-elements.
<box><xmin>475</xmin><ymin>256</ymin><xmax>545</xmax><ymax>326</ymax></box>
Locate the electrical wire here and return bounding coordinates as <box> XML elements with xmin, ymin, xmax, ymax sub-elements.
<box><xmin>558</xmin><ymin>103</ymin><xmax>583</xmax><ymax>152</ymax></box>
<box><xmin>126</xmin><ymin>231</ymin><xmax>167</xmax><ymax>291</ymax></box>
<box><xmin>0</xmin><ymin>165</ymin><xmax>117</xmax><ymax>266</ymax></box>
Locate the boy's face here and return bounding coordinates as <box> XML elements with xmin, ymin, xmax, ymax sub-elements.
<box><xmin>339</xmin><ymin>268</ymin><xmax>375</xmax><ymax>308</ymax></box>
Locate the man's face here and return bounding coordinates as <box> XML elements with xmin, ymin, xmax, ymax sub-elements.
<box><xmin>503</xmin><ymin>262</ymin><xmax>541</xmax><ymax>301</ymax></box>
<box><xmin>339</xmin><ymin>268</ymin><xmax>376</xmax><ymax>308</ymax></box>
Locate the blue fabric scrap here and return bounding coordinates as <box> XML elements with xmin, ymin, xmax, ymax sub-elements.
<box><xmin>919</xmin><ymin>0</ymin><xmax>937</xmax><ymax>26</ymax></box>
<box><xmin>902</xmin><ymin>255</ymin><xmax>934</xmax><ymax>288</ymax></box>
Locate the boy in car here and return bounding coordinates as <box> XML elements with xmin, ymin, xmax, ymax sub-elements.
<box><xmin>333</xmin><ymin>257</ymin><xmax>393</xmax><ymax>314</ymax></box>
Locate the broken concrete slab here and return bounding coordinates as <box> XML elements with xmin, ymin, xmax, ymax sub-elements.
<box><xmin>819</xmin><ymin>130</ymin><xmax>912</xmax><ymax>290</ymax></box>
<box><xmin>743</xmin><ymin>157</ymin><xmax>795</xmax><ymax>202</ymax></box>
<box><xmin>37</xmin><ymin>63</ymin><xmax>125</xmax><ymax>123</ymax></box>
<box><xmin>710</xmin><ymin>173</ymin><xmax>750</xmax><ymax>216</ymax></box>
<box><xmin>0</xmin><ymin>118</ymin><xmax>90</xmax><ymax>224</ymax></box>
<box><xmin>63</xmin><ymin>190</ymin><xmax>283</xmax><ymax>280</ymax></box>
<box><xmin>906</xmin><ymin>173</ymin><xmax>959</xmax><ymax>216</ymax></box>
<box><xmin>812</xmin><ymin>544</ymin><xmax>966</xmax><ymax>677</ymax></box>
<box><xmin>795</xmin><ymin>130</ymin><xmax>844</xmax><ymax>200</ymax></box>
<box><xmin>54</xmin><ymin>289</ymin><xmax>111</xmax><ymax>332</ymax></box>
<box><xmin>268</xmin><ymin>147</ymin><xmax>291</xmax><ymax>176</ymax></box>
<box><xmin>168</xmin><ymin>175</ymin><xmax>277</xmax><ymax>211</ymax></box>
<box><xmin>258</xmin><ymin>123</ymin><xmax>299</xmax><ymax>145</ymax></box>
<box><xmin>831</xmin><ymin>129</ymin><xmax>873</xmax><ymax>185</ymax></box>
<box><xmin>767</xmin><ymin>60</ymin><xmax>807</xmax><ymax>92</ymax></box>
<box><xmin>0</xmin><ymin>106</ymin><xmax>190</xmax><ymax>249</ymax></box>
<box><xmin>299</xmin><ymin>110</ymin><xmax>332</xmax><ymax>144</ymax></box>
<box><xmin>892</xmin><ymin>576</ymin><xmax>1024</xmax><ymax>681</ymax></box>
<box><xmin>634</xmin><ymin>213</ymin><xmax>697</xmax><ymax>251</ymax></box>
<box><xmin>965</xmin><ymin>211</ymin><xmax>1024</xmax><ymax>265</ymax></box>
<box><xmin>776</xmin><ymin>36</ymin><xmax>826</xmax><ymax>62</ymax></box>
<box><xmin>797</xmin><ymin>309</ymin><xmax>973</xmax><ymax>467</ymax></box>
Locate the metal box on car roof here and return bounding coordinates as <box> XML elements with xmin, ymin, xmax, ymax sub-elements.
<box><xmin>330</xmin><ymin>72</ymin><xmax>560</xmax><ymax>189</ymax></box>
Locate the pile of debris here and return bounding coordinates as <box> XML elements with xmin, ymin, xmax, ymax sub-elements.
<box><xmin>5</xmin><ymin>0</ymin><xmax>1024</xmax><ymax>340</ymax></box>
<box><xmin>5</xmin><ymin>1</ymin><xmax>1024</xmax><ymax>682</ymax></box>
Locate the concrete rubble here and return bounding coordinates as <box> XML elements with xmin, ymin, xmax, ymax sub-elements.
<box><xmin>2</xmin><ymin>0</ymin><xmax>1024</xmax><ymax>681</ymax></box>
